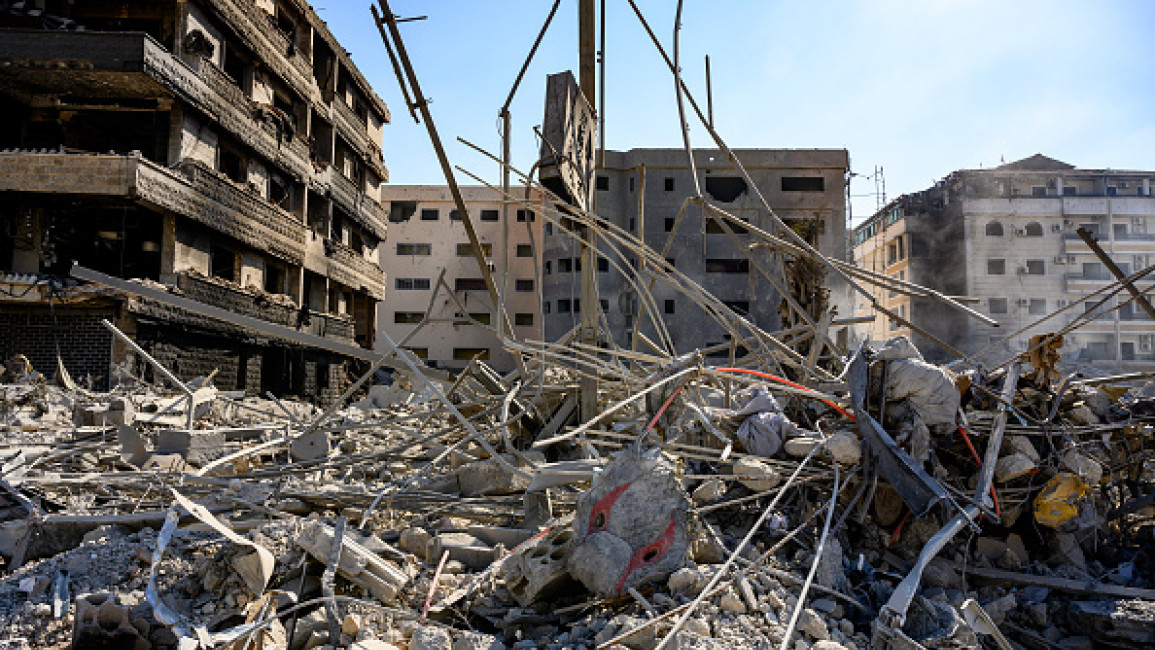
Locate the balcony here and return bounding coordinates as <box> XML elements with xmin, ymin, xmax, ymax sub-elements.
<box><xmin>332</xmin><ymin>97</ymin><xmax>381</xmax><ymax>162</ymax></box>
<box><xmin>326</xmin><ymin>167</ymin><xmax>388</xmax><ymax>238</ymax></box>
<box><xmin>323</xmin><ymin>238</ymin><xmax>386</xmax><ymax>299</ymax></box>
<box><xmin>1063</xmin><ymin>232</ymin><xmax>1155</xmax><ymax>255</ymax></box>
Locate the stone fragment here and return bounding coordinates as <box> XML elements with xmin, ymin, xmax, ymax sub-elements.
<box><xmin>400</xmin><ymin>527</ymin><xmax>433</xmax><ymax>561</ymax></box>
<box><xmin>827</xmin><ymin>432</ymin><xmax>861</xmax><ymax>466</ymax></box>
<box><xmin>691</xmin><ymin>478</ymin><xmax>727</xmax><ymax>505</ymax></box>
<box><xmin>410</xmin><ymin>626</ymin><xmax>453</xmax><ymax>650</ymax></box>
<box><xmin>783</xmin><ymin>436</ymin><xmax>821</xmax><ymax>458</ymax></box>
<box><xmin>719</xmin><ymin>590</ymin><xmax>747</xmax><ymax>614</ymax></box>
<box><xmin>452</xmin><ymin>631</ymin><xmax>507</xmax><ymax>650</ymax></box>
<box><xmin>667</xmin><ymin>566</ymin><xmax>707</xmax><ymax>597</ymax></box>
<box><xmin>797</xmin><ymin>608</ymin><xmax>830</xmax><ymax>641</ymax></box>
<box><xmin>351</xmin><ymin>641</ymin><xmax>400</xmax><ymax>650</ymax></box>
<box><xmin>983</xmin><ymin>593</ymin><xmax>1016</xmax><ymax>625</ymax></box>
<box><xmin>1067</xmin><ymin>405</ymin><xmax>1099</xmax><ymax>426</ymax></box>
<box><xmin>811</xmin><ymin>642</ymin><xmax>848</xmax><ymax>650</ymax></box>
<box><xmin>730</xmin><ymin>457</ymin><xmax>781</xmax><ymax>491</ymax></box>
<box><xmin>290</xmin><ymin>430</ymin><xmax>330</xmax><ymax>461</ymax></box>
<box><xmin>1005</xmin><ymin>435</ymin><xmax>1040</xmax><ymax>462</ymax></box>
<box><xmin>456</xmin><ymin>453</ymin><xmax>542</xmax><ymax>497</ymax></box>
<box><xmin>341</xmin><ymin>613</ymin><xmax>362</xmax><ymax>636</ymax></box>
<box><xmin>994</xmin><ymin>453</ymin><xmax>1037</xmax><ymax>483</ymax></box>
<box><xmin>1061</xmin><ymin>450</ymin><xmax>1103</xmax><ymax>485</ymax></box>
<box><xmin>156</xmin><ymin>429</ymin><xmax>226</xmax><ymax>466</ymax></box>
<box><xmin>500</xmin><ymin>523</ymin><xmax>577</xmax><ymax>606</ymax></box>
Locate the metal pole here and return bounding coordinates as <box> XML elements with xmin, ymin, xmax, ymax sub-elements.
<box><xmin>100</xmin><ymin>319</ymin><xmax>194</xmax><ymax>430</ymax></box>
<box><xmin>579</xmin><ymin>0</ymin><xmax>599</xmax><ymax>421</ymax></box>
<box><xmin>705</xmin><ymin>54</ymin><xmax>713</xmax><ymax>128</ymax></box>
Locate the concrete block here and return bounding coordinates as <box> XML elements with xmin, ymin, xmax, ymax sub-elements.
<box><xmin>456</xmin><ymin>454</ymin><xmax>533</xmax><ymax>497</ymax></box>
<box><xmin>500</xmin><ymin>523</ymin><xmax>577</xmax><ymax>606</ymax></box>
<box><xmin>290</xmin><ymin>430</ymin><xmax>329</xmax><ymax>461</ymax></box>
<box><xmin>730</xmin><ymin>457</ymin><xmax>781</xmax><ymax>491</ymax></box>
<box><xmin>71</xmin><ymin>592</ymin><xmax>150</xmax><ymax>650</ymax></box>
<box><xmin>410</xmin><ymin>626</ymin><xmax>452</xmax><ymax>650</ymax></box>
<box><xmin>155</xmin><ymin>429</ymin><xmax>225</xmax><ymax>466</ymax></box>
<box><xmin>568</xmin><ymin>447</ymin><xmax>691</xmax><ymax>597</ymax></box>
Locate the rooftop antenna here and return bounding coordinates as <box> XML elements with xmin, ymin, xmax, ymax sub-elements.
<box><xmin>874</xmin><ymin>165</ymin><xmax>886</xmax><ymax>212</ymax></box>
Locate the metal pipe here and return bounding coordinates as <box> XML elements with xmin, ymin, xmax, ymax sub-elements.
<box><xmin>100</xmin><ymin>319</ymin><xmax>193</xmax><ymax>430</ymax></box>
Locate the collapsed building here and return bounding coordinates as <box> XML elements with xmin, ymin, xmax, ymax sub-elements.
<box><xmin>0</xmin><ymin>0</ymin><xmax>391</xmax><ymax>402</ymax></box>
<box><xmin>852</xmin><ymin>154</ymin><xmax>1155</xmax><ymax>368</ymax></box>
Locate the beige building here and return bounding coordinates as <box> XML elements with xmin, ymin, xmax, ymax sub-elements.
<box><xmin>0</xmin><ymin>0</ymin><xmax>390</xmax><ymax>402</ymax></box>
<box><xmin>851</xmin><ymin>154</ymin><xmax>1155</xmax><ymax>369</ymax></box>
<box><xmin>379</xmin><ymin>186</ymin><xmax>543</xmax><ymax>372</ymax></box>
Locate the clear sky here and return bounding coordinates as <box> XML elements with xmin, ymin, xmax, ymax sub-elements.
<box><xmin>317</xmin><ymin>0</ymin><xmax>1155</xmax><ymax>222</ymax></box>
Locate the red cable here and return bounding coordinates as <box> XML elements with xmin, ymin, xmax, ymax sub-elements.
<box><xmin>957</xmin><ymin>425</ymin><xmax>1001</xmax><ymax>517</ymax></box>
<box><xmin>711</xmin><ymin>367</ymin><xmax>856</xmax><ymax>421</ymax></box>
<box><xmin>888</xmin><ymin>508</ymin><xmax>911</xmax><ymax>546</ymax></box>
<box><xmin>644</xmin><ymin>382</ymin><xmax>687</xmax><ymax>432</ymax></box>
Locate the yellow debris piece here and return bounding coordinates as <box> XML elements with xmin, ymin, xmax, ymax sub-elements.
<box><xmin>1033</xmin><ymin>472</ymin><xmax>1089</xmax><ymax>528</ymax></box>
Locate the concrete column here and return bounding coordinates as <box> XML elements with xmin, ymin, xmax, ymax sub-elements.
<box><xmin>1143</xmin><ymin>178</ymin><xmax>1150</xmax><ymax>197</ymax></box>
<box><xmin>1055</xmin><ymin>177</ymin><xmax>1064</xmax><ymax>196</ymax></box>
<box><xmin>158</xmin><ymin>213</ymin><xmax>178</xmax><ymax>284</ymax></box>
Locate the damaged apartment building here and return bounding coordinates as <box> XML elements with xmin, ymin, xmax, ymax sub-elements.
<box><xmin>852</xmin><ymin>153</ymin><xmax>1155</xmax><ymax>368</ymax></box>
<box><xmin>542</xmin><ymin>148</ymin><xmax>850</xmax><ymax>357</ymax></box>
<box><xmin>0</xmin><ymin>0</ymin><xmax>391</xmax><ymax>402</ymax></box>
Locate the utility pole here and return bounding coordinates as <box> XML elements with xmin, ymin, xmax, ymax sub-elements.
<box><xmin>578</xmin><ymin>0</ymin><xmax>599</xmax><ymax>422</ymax></box>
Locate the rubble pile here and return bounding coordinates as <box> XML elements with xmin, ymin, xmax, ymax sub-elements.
<box><xmin>0</xmin><ymin>333</ymin><xmax>1151</xmax><ymax>650</ymax></box>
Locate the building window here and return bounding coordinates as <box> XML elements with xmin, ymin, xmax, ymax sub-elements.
<box><xmin>629</xmin><ymin>176</ymin><xmax>635</xmax><ymax>192</ymax></box>
<box><xmin>394</xmin><ymin>311</ymin><xmax>423</xmax><ymax>323</ymax></box>
<box><xmin>597</xmin><ymin>258</ymin><xmax>609</xmax><ymax>272</ymax></box>
<box><xmin>396</xmin><ymin>242</ymin><xmax>432</xmax><ymax>256</ymax></box>
<box><xmin>558</xmin><ymin>299</ymin><xmax>571</xmax><ymax>313</ymax></box>
<box><xmin>516</xmin><ymin>244</ymin><xmax>533</xmax><ymax>257</ymax></box>
<box><xmin>573</xmin><ymin>299</ymin><xmax>580</xmax><ymax>313</ymax></box>
<box><xmin>450</xmin><ymin>209</ymin><xmax>462</xmax><ymax>221</ymax></box>
<box><xmin>480</xmin><ymin>209</ymin><xmax>499</xmax><ymax>222</ymax></box>
<box><xmin>455</xmin><ymin>278</ymin><xmax>486</xmax><ymax>291</ymax></box>
<box><xmin>781</xmin><ymin>177</ymin><xmax>825</xmax><ymax>192</ymax></box>
<box><xmin>706</xmin><ymin>259</ymin><xmax>750</xmax><ymax>273</ymax></box>
<box><xmin>1107</xmin><ymin>186</ymin><xmax>1118</xmax><ymax>196</ymax></box>
<box><xmin>456</xmin><ymin>243</ymin><xmax>493</xmax><ymax>257</ymax></box>
<box><xmin>664</xmin><ymin>177</ymin><xmax>675</xmax><ymax>192</ymax></box>
<box><xmin>558</xmin><ymin>258</ymin><xmax>573</xmax><ymax>273</ymax></box>
<box><xmin>600</xmin><ymin>299</ymin><xmax>608</xmax><ymax>311</ymax></box>
<box><xmin>985</xmin><ymin>222</ymin><xmax>1004</xmax><ymax>236</ymax></box>
<box><xmin>705</xmin><ymin>177</ymin><xmax>748</xmax><ymax>202</ymax></box>
<box><xmin>1026</xmin><ymin>259</ymin><xmax>1045</xmax><ymax>275</ymax></box>
<box><xmin>574</xmin><ymin>257</ymin><xmax>582</xmax><ymax>272</ymax></box>
<box><xmin>1063</xmin><ymin>186</ymin><xmax>1078</xmax><ymax>196</ymax></box>
<box><xmin>515</xmin><ymin>313</ymin><xmax>534</xmax><ymax>326</ymax></box>
<box><xmin>629</xmin><ymin>218</ymin><xmax>636</xmax><ymax>231</ymax></box>
<box><xmin>517</xmin><ymin>209</ymin><xmax>535</xmax><ymax>222</ymax></box>
<box><xmin>1029</xmin><ymin>299</ymin><xmax>1046</xmax><ymax>315</ymax></box>
<box><xmin>545</xmin><ymin>223</ymin><xmax>553</xmax><ymax>235</ymax></box>
<box><xmin>544</xmin><ymin>260</ymin><xmax>552</xmax><ymax>275</ymax></box>
<box><xmin>989</xmin><ymin>298</ymin><xmax>1008</xmax><ymax>314</ymax></box>
<box><xmin>468</xmin><ymin>312</ymin><xmax>491</xmax><ymax>325</ymax></box>
<box><xmin>453</xmin><ymin>347</ymin><xmax>489</xmax><ymax>361</ymax></box>
<box><xmin>515</xmin><ymin>279</ymin><xmax>534</xmax><ymax>292</ymax></box>
<box><xmin>988</xmin><ymin>259</ymin><xmax>1006</xmax><ymax>275</ymax></box>
<box><xmin>664</xmin><ymin>299</ymin><xmax>675</xmax><ymax>314</ymax></box>
<box><xmin>1031</xmin><ymin>186</ymin><xmax>1047</xmax><ymax>197</ymax></box>
<box><xmin>666</xmin><ymin>257</ymin><xmax>676</xmax><ymax>268</ymax></box>
<box><xmin>395</xmin><ymin>278</ymin><xmax>431</xmax><ymax>290</ymax></box>
<box><xmin>1024</xmin><ymin>222</ymin><xmax>1044</xmax><ymax>236</ymax></box>
<box><xmin>664</xmin><ymin>217</ymin><xmax>675</xmax><ymax>232</ymax></box>
<box><xmin>405</xmin><ymin>347</ymin><xmax>428</xmax><ymax>359</ymax></box>
<box><xmin>544</xmin><ymin>302</ymin><xmax>551</xmax><ymax>314</ymax></box>
<box><xmin>420</xmin><ymin>209</ymin><xmax>439</xmax><ymax>221</ymax></box>
<box><xmin>596</xmin><ymin>176</ymin><xmax>609</xmax><ymax>191</ymax></box>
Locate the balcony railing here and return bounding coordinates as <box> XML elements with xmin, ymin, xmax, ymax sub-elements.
<box><xmin>324</xmin><ymin>237</ymin><xmax>386</xmax><ymax>299</ymax></box>
<box><xmin>327</xmin><ymin>167</ymin><xmax>387</xmax><ymax>238</ymax></box>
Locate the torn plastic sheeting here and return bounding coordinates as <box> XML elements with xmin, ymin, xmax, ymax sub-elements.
<box><xmin>731</xmin><ymin>386</ymin><xmax>801</xmax><ymax>458</ymax></box>
<box><xmin>877</xmin><ymin>336</ymin><xmax>959</xmax><ymax>427</ymax></box>
<box><xmin>847</xmin><ymin>345</ymin><xmax>948</xmax><ymax>518</ymax></box>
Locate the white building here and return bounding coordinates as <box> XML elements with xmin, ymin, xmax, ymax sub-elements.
<box><xmin>852</xmin><ymin>154</ymin><xmax>1155</xmax><ymax>368</ymax></box>
<box><xmin>379</xmin><ymin>186</ymin><xmax>543</xmax><ymax>372</ymax></box>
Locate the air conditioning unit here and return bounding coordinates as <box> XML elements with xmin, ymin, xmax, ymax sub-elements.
<box><xmin>1015</xmin><ymin>228</ymin><xmax>1027</xmax><ymax>236</ymax></box>
<box><xmin>1051</xmin><ymin>223</ymin><xmax>1062</xmax><ymax>232</ymax></box>
<box><xmin>1057</xmin><ymin>299</ymin><xmax>1068</xmax><ymax>307</ymax></box>
<box><xmin>1017</xmin><ymin>266</ymin><xmax>1028</xmax><ymax>275</ymax></box>
<box><xmin>1133</xmin><ymin>217</ymin><xmax>1144</xmax><ymax>226</ymax></box>
<box><xmin>487</xmin><ymin>262</ymin><xmax>497</xmax><ymax>273</ymax></box>
<box><xmin>1143</xmin><ymin>341</ymin><xmax>1153</xmax><ymax>352</ymax></box>
<box><xmin>1017</xmin><ymin>299</ymin><xmax>1031</xmax><ymax>306</ymax></box>
<box><xmin>1053</xmin><ymin>256</ymin><xmax>1066</xmax><ymax>264</ymax></box>
<box><xmin>1063</xmin><ymin>219</ymin><xmax>1072</xmax><ymax>226</ymax></box>
<box><xmin>1068</xmin><ymin>255</ymin><xmax>1077</xmax><ymax>264</ymax></box>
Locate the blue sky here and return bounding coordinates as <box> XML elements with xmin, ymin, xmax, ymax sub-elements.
<box><xmin>318</xmin><ymin>1</ymin><xmax>1155</xmax><ymax>221</ymax></box>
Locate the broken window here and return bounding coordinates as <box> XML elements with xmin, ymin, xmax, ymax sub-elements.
<box><xmin>404</xmin><ymin>347</ymin><xmax>428</xmax><ymax>359</ymax></box>
<box><xmin>600</xmin><ymin>299</ymin><xmax>608</xmax><ymax>311</ymax></box>
<box><xmin>1026</xmin><ymin>259</ymin><xmax>1045</xmax><ymax>275</ymax></box>
<box><xmin>574</xmin><ymin>299</ymin><xmax>581</xmax><ymax>313</ymax></box>
<box><xmin>664</xmin><ymin>218</ymin><xmax>674</xmax><ymax>232</ymax></box>
<box><xmin>394</xmin><ymin>312</ymin><xmax>423</xmax><ymax>323</ymax></box>
<box><xmin>781</xmin><ymin>177</ymin><xmax>824</xmax><ymax>192</ymax></box>
<box><xmin>517</xmin><ymin>209</ymin><xmax>535</xmax><ymax>222</ymax></box>
<box><xmin>456</xmin><ymin>243</ymin><xmax>492</xmax><ymax>257</ymax></box>
<box><xmin>450</xmin><ymin>210</ymin><xmax>462</xmax><ymax>221</ymax></box>
<box><xmin>455</xmin><ymin>278</ymin><xmax>486</xmax><ymax>291</ymax></box>
<box><xmin>544</xmin><ymin>261</ymin><xmax>552</xmax><ymax>275</ymax></box>
<box><xmin>629</xmin><ymin>176</ymin><xmax>635</xmax><ymax>192</ymax></box>
<box><xmin>597</xmin><ymin>258</ymin><xmax>609</xmax><ymax>272</ymax></box>
<box><xmin>1024</xmin><ymin>222</ymin><xmax>1044</xmax><ymax>236</ymax></box>
<box><xmin>985</xmin><ymin>221</ymin><xmax>1004</xmax><ymax>236</ymax></box>
<box><xmin>706</xmin><ymin>259</ymin><xmax>750</xmax><ymax>274</ymax></box>
<box><xmin>219</xmin><ymin>146</ymin><xmax>246</xmax><ymax>184</ymax></box>
<box><xmin>390</xmin><ymin>201</ymin><xmax>417</xmax><ymax>223</ymax></box>
<box><xmin>664</xmin><ymin>299</ymin><xmax>675</xmax><ymax>314</ymax></box>
<box><xmin>396</xmin><ymin>243</ymin><xmax>431</xmax><ymax>256</ymax></box>
<box><xmin>1063</xmin><ymin>185</ymin><xmax>1078</xmax><ymax>196</ymax></box>
<box><xmin>705</xmin><ymin>219</ymin><xmax>748</xmax><ymax>235</ymax></box>
<box><xmin>544</xmin><ymin>302</ymin><xmax>551</xmax><ymax>314</ymax></box>
<box><xmin>1032</xmin><ymin>186</ymin><xmax>1047</xmax><ymax>197</ymax></box>
<box><xmin>989</xmin><ymin>298</ymin><xmax>1008</xmax><ymax>314</ymax></box>
<box><xmin>705</xmin><ymin>176</ymin><xmax>747</xmax><ymax>202</ymax></box>
<box><xmin>481</xmin><ymin>209</ymin><xmax>499</xmax><ymax>222</ymax></box>
<box><xmin>515</xmin><ymin>313</ymin><xmax>534</xmax><ymax>326</ymax></box>
<box><xmin>453</xmin><ymin>348</ymin><xmax>489</xmax><ymax>360</ymax></box>
<box><xmin>420</xmin><ymin>209</ymin><xmax>439</xmax><ymax>221</ymax></box>
<box><xmin>545</xmin><ymin>223</ymin><xmax>553</xmax><ymax>235</ymax></box>
<box><xmin>395</xmin><ymin>278</ymin><xmax>430</xmax><ymax>290</ymax></box>
<box><xmin>558</xmin><ymin>258</ymin><xmax>572</xmax><ymax>273</ymax></box>
<box><xmin>596</xmin><ymin>176</ymin><xmax>609</xmax><ymax>191</ymax></box>
<box><xmin>516</xmin><ymin>244</ymin><xmax>533</xmax><ymax>257</ymax></box>
<box><xmin>210</xmin><ymin>246</ymin><xmax>236</xmax><ymax>281</ymax></box>
<box><xmin>664</xmin><ymin>177</ymin><xmax>675</xmax><ymax>192</ymax></box>
<box><xmin>558</xmin><ymin>299</ymin><xmax>571</xmax><ymax>313</ymax></box>
<box><xmin>468</xmin><ymin>312</ymin><xmax>491</xmax><ymax>325</ymax></box>
<box><xmin>515</xmin><ymin>279</ymin><xmax>534</xmax><ymax>292</ymax></box>
<box><xmin>988</xmin><ymin>259</ymin><xmax>1006</xmax><ymax>275</ymax></box>
<box><xmin>723</xmin><ymin>300</ymin><xmax>750</xmax><ymax>316</ymax></box>
<box><xmin>666</xmin><ymin>257</ymin><xmax>676</xmax><ymax>267</ymax></box>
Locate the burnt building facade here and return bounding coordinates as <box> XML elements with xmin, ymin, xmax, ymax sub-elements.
<box><xmin>0</xmin><ymin>0</ymin><xmax>390</xmax><ymax>402</ymax></box>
